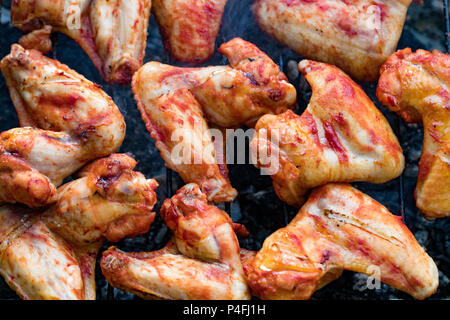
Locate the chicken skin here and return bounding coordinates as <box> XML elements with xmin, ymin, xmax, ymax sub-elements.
<box><xmin>377</xmin><ymin>49</ymin><xmax>450</xmax><ymax>219</ymax></box>
<box><xmin>0</xmin><ymin>44</ymin><xmax>125</xmax><ymax>207</ymax></box>
<box><xmin>11</xmin><ymin>0</ymin><xmax>152</xmax><ymax>84</ymax></box>
<box><xmin>251</xmin><ymin>60</ymin><xmax>404</xmax><ymax>206</ymax></box>
<box><xmin>0</xmin><ymin>154</ymin><xmax>158</xmax><ymax>300</ymax></box>
<box><xmin>101</xmin><ymin>183</ymin><xmax>251</xmax><ymax>300</ymax></box>
<box><xmin>253</xmin><ymin>0</ymin><xmax>412</xmax><ymax>82</ymax></box>
<box><xmin>133</xmin><ymin>38</ymin><xmax>296</xmax><ymax>202</ymax></box>
<box><xmin>153</xmin><ymin>0</ymin><xmax>227</xmax><ymax>63</ymax></box>
<box><xmin>243</xmin><ymin>183</ymin><xmax>439</xmax><ymax>300</ymax></box>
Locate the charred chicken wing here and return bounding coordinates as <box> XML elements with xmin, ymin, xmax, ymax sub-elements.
<box><xmin>153</xmin><ymin>0</ymin><xmax>228</xmax><ymax>63</ymax></box>
<box><xmin>377</xmin><ymin>48</ymin><xmax>450</xmax><ymax>219</ymax></box>
<box><xmin>11</xmin><ymin>0</ymin><xmax>152</xmax><ymax>84</ymax></box>
<box><xmin>132</xmin><ymin>38</ymin><xmax>296</xmax><ymax>202</ymax></box>
<box><xmin>252</xmin><ymin>0</ymin><xmax>413</xmax><ymax>82</ymax></box>
<box><xmin>101</xmin><ymin>183</ymin><xmax>251</xmax><ymax>300</ymax></box>
<box><xmin>251</xmin><ymin>60</ymin><xmax>404</xmax><ymax>206</ymax></box>
<box><xmin>243</xmin><ymin>183</ymin><xmax>439</xmax><ymax>300</ymax></box>
<box><xmin>0</xmin><ymin>154</ymin><xmax>158</xmax><ymax>300</ymax></box>
<box><xmin>0</xmin><ymin>45</ymin><xmax>125</xmax><ymax>207</ymax></box>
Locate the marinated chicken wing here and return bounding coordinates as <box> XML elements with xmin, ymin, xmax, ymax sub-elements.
<box><xmin>253</xmin><ymin>0</ymin><xmax>413</xmax><ymax>82</ymax></box>
<box><xmin>377</xmin><ymin>48</ymin><xmax>450</xmax><ymax>219</ymax></box>
<box><xmin>133</xmin><ymin>38</ymin><xmax>296</xmax><ymax>202</ymax></box>
<box><xmin>11</xmin><ymin>0</ymin><xmax>151</xmax><ymax>84</ymax></box>
<box><xmin>153</xmin><ymin>0</ymin><xmax>227</xmax><ymax>63</ymax></box>
<box><xmin>244</xmin><ymin>183</ymin><xmax>439</xmax><ymax>300</ymax></box>
<box><xmin>0</xmin><ymin>45</ymin><xmax>125</xmax><ymax>207</ymax></box>
<box><xmin>0</xmin><ymin>154</ymin><xmax>158</xmax><ymax>300</ymax></box>
<box><xmin>251</xmin><ymin>60</ymin><xmax>404</xmax><ymax>206</ymax></box>
<box><xmin>101</xmin><ymin>183</ymin><xmax>251</xmax><ymax>300</ymax></box>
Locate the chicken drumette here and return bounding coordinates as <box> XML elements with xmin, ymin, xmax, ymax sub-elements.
<box><xmin>243</xmin><ymin>183</ymin><xmax>439</xmax><ymax>300</ymax></box>
<box><xmin>251</xmin><ymin>60</ymin><xmax>404</xmax><ymax>206</ymax></box>
<box><xmin>377</xmin><ymin>48</ymin><xmax>450</xmax><ymax>219</ymax></box>
<box><xmin>0</xmin><ymin>44</ymin><xmax>125</xmax><ymax>207</ymax></box>
<box><xmin>252</xmin><ymin>0</ymin><xmax>413</xmax><ymax>82</ymax></box>
<box><xmin>11</xmin><ymin>0</ymin><xmax>152</xmax><ymax>84</ymax></box>
<box><xmin>0</xmin><ymin>154</ymin><xmax>158</xmax><ymax>300</ymax></box>
<box><xmin>132</xmin><ymin>38</ymin><xmax>296</xmax><ymax>203</ymax></box>
<box><xmin>101</xmin><ymin>183</ymin><xmax>250</xmax><ymax>300</ymax></box>
<box><xmin>153</xmin><ymin>0</ymin><xmax>228</xmax><ymax>63</ymax></box>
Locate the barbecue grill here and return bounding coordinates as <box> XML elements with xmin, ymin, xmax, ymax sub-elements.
<box><xmin>0</xmin><ymin>0</ymin><xmax>449</xmax><ymax>300</ymax></box>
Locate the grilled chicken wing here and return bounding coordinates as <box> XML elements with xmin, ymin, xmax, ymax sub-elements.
<box><xmin>251</xmin><ymin>60</ymin><xmax>404</xmax><ymax>206</ymax></box>
<box><xmin>243</xmin><ymin>183</ymin><xmax>439</xmax><ymax>300</ymax></box>
<box><xmin>153</xmin><ymin>0</ymin><xmax>227</xmax><ymax>63</ymax></box>
<box><xmin>253</xmin><ymin>0</ymin><xmax>412</xmax><ymax>82</ymax></box>
<box><xmin>101</xmin><ymin>183</ymin><xmax>251</xmax><ymax>300</ymax></box>
<box><xmin>11</xmin><ymin>0</ymin><xmax>151</xmax><ymax>84</ymax></box>
<box><xmin>377</xmin><ymin>48</ymin><xmax>450</xmax><ymax>219</ymax></box>
<box><xmin>0</xmin><ymin>154</ymin><xmax>158</xmax><ymax>300</ymax></box>
<box><xmin>133</xmin><ymin>38</ymin><xmax>296</xmax><ymax>202</ymax></box>
<box><xmin>0</xmin><ymin>45</ymin><xmax>125</xmax><ymax>207</ymax></box>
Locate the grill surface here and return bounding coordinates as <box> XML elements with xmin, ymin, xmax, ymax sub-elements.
<box><xmin>0</xmin><ymin>0</ymin><xmax>449</xmax><ymax>300</ymax></box>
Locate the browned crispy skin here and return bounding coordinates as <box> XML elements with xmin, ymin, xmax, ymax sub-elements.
<box><xmin>0</xmin><ymin>154</ymin><xmax>158</xmax><ymax>300</ymax></box>
<box><xmin>244</xmin><ymin>183</ymin><xmax>439</xmax><ymax>300</ymax></box>
<box><xmin>377</xmin><ymin>49</ymin><xmax>450</xmax><ymax>219</ymax></box>
<box><xmin>132</xmin><ymin>38</ymin><xmax>296</xmax><ymax>202</ymax></box>
<box><xmin>253</xmin><ymin>0</ymin><xmax>412</xmax><ymax>82</ymax></box>
<box><xmin>153</xmin><ymin>0</ymin><xmax>227</xmax><ymax>63</ymax></box>
<box><xmin>18</xmin><ymin>25</ymin><xmax>53</xmax><ymax>54</ymax></box>
<box><xmin>11</xmin><ymin>0</ymin><xmax>151</xmax><ymax>84</ymax></box>
<box><xmin>251</xmin><ymin>60</ymin><xmax>404</xmax><ymax>206</ymax></box>
<box><xmin>0</xmin><ymin>44</ymin><xmax>125</xmax><ymax>207</ymax></box>
<box><xmin>101</xmin><ymin>183</ymin><xmax>250</xmax><ymax>300</ymax></box>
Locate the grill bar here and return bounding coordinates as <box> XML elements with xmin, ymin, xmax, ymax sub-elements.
<box><xmin>166</xmin><ymin>168</ymin><xmax>173</xmax><ymax>197</ymax></box>
<box><xmin>444</xmin><ymin>0</ymin><xmax>450</xmax><ymax>52</ymax></box>
<box><xmin>100</xmin><ymin>1</ymin><xmax>450</xmax><ymax>300</ymax></box>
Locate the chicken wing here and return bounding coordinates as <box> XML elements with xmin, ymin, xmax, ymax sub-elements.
<box><xmin>0</xmin><ymin>44</ymin><xmax>125</xmax><ymax>207</ymax></box>
<box><xmin>153</xmin><ymin>0</ymin><xmax>227</xmax><ymax>63</ymax></box>
<box><xmin>253</xmin><ymin>0</ymin><xmax>412</xmax><ymax>82</ymax></box>
<box><xmin>243</xmin><ymin>183</ymin><xmax>439</xmax><ymax>300</ymax></box>
<box><xmin>251</xmin><ymin>60</ymin><xmax>404</xmax><ymax>206</ymax></box>
<box><xmin>132</xmin><ymin>38</ymin><xmax>296</xmax><ymax>202</ymax></box>
<box><xmin>101</xmin><ymin>183</ymin><xmax>251</xmax><ymax>300</ymax></box>
<box><xmin>0</xmin><ymin>154</ymin><xmax>158</xmax><ymax>300</ymax></box>
<box><xmin>377</xmin><ymin>48</ymin><xmax>450</xmax><ymax>219</ymax></box>
<box><xmin>11</xmin><ymin>0</ymin><xmax>152</xmax><ymax>84</ymax></box>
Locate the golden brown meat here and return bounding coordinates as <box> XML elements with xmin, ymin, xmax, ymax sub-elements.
<box><xmin>251</xmin><ymin>60</ymin><xmax>404</xmax><ymax>206</ymax></box>
<box><xmin>0</xmin><ymin>44</ymin><xmax>125</xmax><ymax>207</ymax></box>
<box><xmin>253</xmin><ymin>0</ymin><xmax>413</xmax><ymax>82</ymax></box>
<box><xmin>153</xmin><ymin>0</ymin><xmax>227</xmax><ymax>63</ymax></box>
<box><xmin>0</xmin><ymin>154</ymin><xmax>158</xmax><ymax>300</ymax></box>
<box><xmin>11</xmin><ymin>0</ymin><xmax>152</xmax><ymax>84</ymax></box>
<box><xmin>377</xmin><ymin>48</ymin><xmax>450</xmax><ymax>219</ymax></box>
<box><xmin>101</xmin><ymin>183</ymin><xmax>251</xmax><ymax>300</ymax></box>
<box><xmin>244</xmin><ymin>183</ymin><xmax>439</xmax><ymax>300</ymax></box>
<box><xmin>132</xmin><ymin>38</ymin><xmax>296</xmax><ymax>202</ymax></box>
